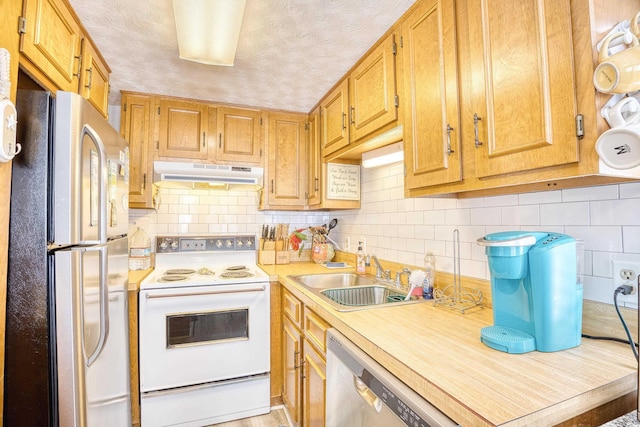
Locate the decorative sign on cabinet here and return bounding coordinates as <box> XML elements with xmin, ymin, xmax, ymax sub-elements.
<box><xmin>326</xmin><ymin>163</ymin><xmax>360</xmax><ymax>201</ymax></box>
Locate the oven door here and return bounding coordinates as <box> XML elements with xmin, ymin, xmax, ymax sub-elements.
<box><xmin>138</xmin><ymin>282</ymin><xmax>270</xmax><ymax>393</ymax></box>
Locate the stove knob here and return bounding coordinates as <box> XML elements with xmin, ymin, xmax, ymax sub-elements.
<box><xmin>170</xmin><ymin>240</ymin><xmax>179</xmax><ymax>250</ymax></box>
<box><xmin>245</xmin><ymin>238</ymin><xmax>254</xmax><ymax>248</ymax></box>
<box><xmin>237</xmin><ymin>240</ymin><xmax>244</xmax><ymax>248</ymax></box>
<box><xmin>225</xmin><ymin>239</ymin><xmax>234</xmax><ymax>248</ymax></box>
<box><xmin>215</xmin><ymin>240</ymin><xmax>223</xmax><ymax>248</ymax></box>
<box><xmin>159</xmin><ymin>240</ymin><xmax>168</xmax><ymax>250</ymax></box>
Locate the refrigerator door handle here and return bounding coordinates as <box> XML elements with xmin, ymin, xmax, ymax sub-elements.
<box><xmin>81</xmin><ymin>124</ymin><xmax>107</xmax><ymax>244</ymax></box>
<box><xmin>84</xmin><ymin>245</ymin><xmax>110</xmax><ymax>367</ymax></box>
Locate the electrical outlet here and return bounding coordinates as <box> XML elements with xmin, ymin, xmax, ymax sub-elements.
<box><xmin>612</xmin><ymin>260</ymin><xmax>640</xmax><ymax>305</ymax></box>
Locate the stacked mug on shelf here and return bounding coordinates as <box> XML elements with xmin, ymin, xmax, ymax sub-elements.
<box><xmin>594</xmin><ymin>10</ymin><xmax>640</xmax><ymax>170</ymax></box>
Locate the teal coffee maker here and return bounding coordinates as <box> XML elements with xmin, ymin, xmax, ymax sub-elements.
<box><xmin>477</xmin><ymin>231</ymin><xmax>583</xmax><ymax>354</ymax></box>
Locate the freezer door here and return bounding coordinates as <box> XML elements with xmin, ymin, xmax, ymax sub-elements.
<box><xmin>53</xmin><ymin>91</ymin><xmax>129</xmax><ymax>246</ymax></box>
<box><xmin>55</xmin><ymin>237</ymin><xmax>131</xmax><ymax>426</ymax></box>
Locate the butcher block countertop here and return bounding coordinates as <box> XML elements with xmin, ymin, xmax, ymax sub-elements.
<box><xmin>260</xmin><ymin>262</ymin><xmax>638</xmax><ymax>427</ymax></box>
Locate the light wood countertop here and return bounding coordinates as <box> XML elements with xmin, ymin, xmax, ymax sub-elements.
<box><xmin>260</xmin><ymin>262</ymin><xmax>638</xmax><ymax>427</ymax></box>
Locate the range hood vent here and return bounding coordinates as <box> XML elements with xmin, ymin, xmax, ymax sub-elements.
<box><xmin>154</xmin><ymin>161</ymin><xmax>263</xmax><ymax>189</ymax></box>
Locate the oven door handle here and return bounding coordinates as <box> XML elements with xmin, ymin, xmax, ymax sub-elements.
<box><xmin>145</xmin><ymin>285</ymin><xmax>266</xmax><ymax>299</ymax></box>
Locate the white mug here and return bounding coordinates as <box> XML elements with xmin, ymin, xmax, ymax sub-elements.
<box><xmin>595</xmin><ymin>123</ymin><xmax>640</xmax><ymax>169</ymax></box>
<box><xmin>594</xmin><ymin>32</ymin><xmax>640</xmax><ymax>94</ymax></box>
<box><xmin>603</xmin><ymin>96</ymin><xmax>640</xmax><ymax>127</ymax></box>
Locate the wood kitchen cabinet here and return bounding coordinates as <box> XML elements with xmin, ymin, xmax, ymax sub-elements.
<box><xmin>262</xmin><ymin>112</ymin><xmax>307</xmax><ymax>209</ymax></box>
<box><xmin>78</xmin><ymin>36</ymin><xmax>110</xmax><ymax>117</ymax></box>
<box><xmin>19</xmin><ymin>0</ymin><xmax>111</xmax><ymax>117</ymax></box>
<box><xmin>157</xmin><ymin>98</ymin><xmax>209</xmax><ymax>160</ymax></box>
<box><xmin>402</xmin><ymin>0</ymin><xmax>462</xmax><ymax>189</ymax></box>
<box><xmin>321</xmin><ymin>33</ymin><xmax>400</xmax><ymax>162</ymax></box>
<box><xmin>404</xmin><ymin>0</ymin><xmax>640</xmax><ymax>197</ymax></box>
<box><xmin>121</xmin><ymin>92</ymin><xmax>156</xmax><ymax>209</ymax></box>
<box><xmin>215</xmin><ymin>106</ymin><xmax>263</xmax><ymax>165</ymax></box>
<box><xmin>306</xmin><ymin>107</ymin><xmax>322</xmax><ymax>207</ymax></box>
<box><xmin>320</xmin><ymin>79</ymin><xmax>350</xmax><ymax>158</ymax></box>
<box><xmin>281</xmin><ymin>288</ymin><xmax>329</xmax><ymax>427</ymax></box>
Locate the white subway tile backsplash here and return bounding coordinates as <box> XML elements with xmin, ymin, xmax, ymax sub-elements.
<box><xmin>131</xmin><ymin>165</ymin><xmax>640</xmax><ymax>307</ymax></box>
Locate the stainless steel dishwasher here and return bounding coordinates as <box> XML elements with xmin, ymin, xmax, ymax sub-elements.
<box><xmin>326</xmin><ymin>329</ymin><xmax>458</xmax><ymax>427</ymax></box>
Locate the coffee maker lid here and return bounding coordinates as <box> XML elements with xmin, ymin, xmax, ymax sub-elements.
<box><xmin>477</xmin><ymin>231</ymin><xmax>547</xmax><ymax>247</ymax></box>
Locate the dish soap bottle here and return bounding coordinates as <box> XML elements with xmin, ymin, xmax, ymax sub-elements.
<box><xmin>423</xmin><ymin>252</ymin><xmax>436</xmax><ymax>299</ymax></box>
<box><xmin>356</xmin><ymin>242</ymin><xmax>366</xmax><ymax>274</ymax></box>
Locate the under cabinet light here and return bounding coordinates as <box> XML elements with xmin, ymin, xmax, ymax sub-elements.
<box><xmin>361</xmin><ymin>142</ymin><xmax>404</xmax><ymax>169</ymax></box>
<box><xmin>172</xmin><ymin>0</ymin><xmax>246</xmax><ymax>66</ymax></box>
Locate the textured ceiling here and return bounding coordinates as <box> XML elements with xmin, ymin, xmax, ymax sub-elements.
<box><xmin>67</xmin><ymin>0</ymin><xmax>416</xmax><ymax>112</ymax></box>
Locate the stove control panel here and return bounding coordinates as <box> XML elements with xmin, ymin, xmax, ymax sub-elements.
<box><xmin>156</xmin><ymin>235</ymin><xmax>257</xmax><ymax>253</ymax></box>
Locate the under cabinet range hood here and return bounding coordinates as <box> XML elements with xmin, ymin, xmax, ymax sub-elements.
<box><xmin>154</xmin><ymin>161</ymin><xmax>263</xmax><ymax>189</ymax></box>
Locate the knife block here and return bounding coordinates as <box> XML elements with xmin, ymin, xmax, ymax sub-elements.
<box><xmin>258</xmin><ymin>239</ymin><xmax>276</xmax><ymax>265</ymax></box>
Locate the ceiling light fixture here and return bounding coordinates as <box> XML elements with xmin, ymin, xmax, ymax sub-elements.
<box><xmin>172</xmin><ymin>0</ymin><xmax>246</xmax><ymax>66</ymax></box>
<box><xmin>361</xmin><ymin>142</ymin><xmax>404</xmax><ymax>168</ymax></box>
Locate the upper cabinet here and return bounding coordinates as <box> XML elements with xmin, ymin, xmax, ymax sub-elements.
<box><xmin>306</xmin><ymin>107</ymin><xmax>322</xmax><ymax>207</ymax></box>
<box><xmin>78</xmin><ymin>37</ymin><xmax>110</xmax><ymax>117</ymax></box>
<box><xmin>349</xmin><ymin>34</ymin><xmax>398</xmax><ymax>142</ymax></box>
<box><xmin>466</xmin><ymin>0</ymin><xmax>579</xmax><ymax>178</ymax></box>
<box><xmin>19</xmin><ymin>0</ymin><xmax>82</xmax><ymax>93</ymax></box>
<box><xmin>263</xmin><ymin>112</ymin><xmax>307</xmax><ymax>209</ymax></box>
<box><xmin>121</xmin><ymin>93</ymin><xmax>155</xmax><ymax>209</ymax></box>
<box><xmin>157</xmin><ymin>98</ymin><xmax>209</xmax><ymax>160</ymax></box>
<box><xmin>19</xmin><ymin>0</ymin><xmax>111</xmax><ymax>117</ymax></box>
<box><xmin>321</xmin><ymin>33</ymin><xmax>401</xmax><ymax>162</ymax></box>
<box><xmin>320</xmin><ymin>79</ymin><xmax>349</xmax><ymax>158</ymax></box>
<box><xmin>216</xmin><ymin>106</ymin><xmax>263</xmax><ymax>165</ymax></box>
<box><xmin>402</xmin><ymin>0</ymin><xmax>462</xmax><ymax>190</ymax></box>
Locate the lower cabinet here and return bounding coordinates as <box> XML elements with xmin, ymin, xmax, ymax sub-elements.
<box><xmin>282</xmin><ymin>288</ymin><xmax>329</xmax><ymax>427</ymax></box>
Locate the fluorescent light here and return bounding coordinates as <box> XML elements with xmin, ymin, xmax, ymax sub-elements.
<box><xmin>361</xmin><ymin>142</ymin><xmax>404</xmax><ymax>168</ymax></box>
<box><xmin>173</xmin><ymin>0</ymin><xmax>246</xmax><ymax>66</ymax></box>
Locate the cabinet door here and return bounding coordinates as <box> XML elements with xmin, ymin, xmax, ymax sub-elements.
<box><xmin>283</xmin><ymin>318</ymin><xmax>302</xmax><ymax>427</ymax></box>
<box><xmin>321</xmin><ymin>79</ymin><xmax>349</xmax><ymax>157</ymax></box>
<box><xmin>157</xmin><ymin>99</ymin><xmax>208</xmax><ymax>160</ymax></box>
<box><xmin>267</xmin><ymin>112</ymin><xmax>307</xmax><ymax>207</ymax></box>
<box><xmin>302</xmin><ymin>339</ymin><xmax>326</xmax><ymax>427</ymax></box>
<box><xmin>216</xmin><ymin>106</ymin><xmax>263</xmax><ymax>165</ymax></box>
<box><xmin>402</xmin><ymin>0</ymin><xmax>461</xmax><ymax>189</ymax></box>
<box><xmin>306</xmin><ymin>108</ymin><xmax>321</xmax><ymax>207</ymax></box>
<box><xmin>465</xmin><ymin>0</ymin><xmax>579</xmax><ymax>178</ymax></box>
<box><xmin>79</xmin><ymin>37</ymin><xmax>110</xmax><ymax>117</ymax></box>
<box><xmin>349</xmin><ymin>33</ymin><xmax>398</xmax><ymax>143</ymax></box>
<box><xmin>20</xmin><ymin>0</ymin><xmax>82</xmax><ymax>92</ymax></box>
<box><xmin>121</xmin><ymin>94</ymin><xmax>154</xmax><ymax>209</ymax></box>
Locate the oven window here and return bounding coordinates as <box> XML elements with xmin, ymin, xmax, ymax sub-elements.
<box><xmin>166</xmin><ymin>308</ymin><xmax>249</xmax><ymax>347</ymax></box>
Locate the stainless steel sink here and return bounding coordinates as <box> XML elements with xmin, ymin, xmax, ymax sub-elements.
<box><xmin>289</xmin><ymin>273</ymin><xmax>377</xmax><ymax>289</ymax></box>
<box><xmin>288</xmin><ymin>273</ymin><xmax>422</xmax><ymax>312</ymax></box>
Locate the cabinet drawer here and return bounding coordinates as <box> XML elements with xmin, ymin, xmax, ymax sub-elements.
<box><xmin>303</xmin><ymin>309</ymin><xmax>330</xmax><ymax>354</ymax></box>
<box><xmin>282</xmin><ymin>289</ymin><xmax>303</xmax><ymax>329</ymax></box>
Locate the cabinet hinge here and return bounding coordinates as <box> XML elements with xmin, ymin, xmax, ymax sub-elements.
<box><xmin>123</xmin><ymin>103</ymin><xmax>127</xmax><ymax>112</ymax></box>
<box><xmin>394</xmin><ymin>95</ymin><xmax>399</xmax><ymax>108</ymax></box>
<box><xmin>575</xmin><ymin>114</ymin><xmax>584</xmax><ymax>139</ymax></box>
<box><xmin>400</xmin><ymin>35</ymin><xmax>403</xmax><ymax>49</ymax></box>
<box><xmin>18</xmin><ymin>16</ymin><xmax>27</xmax><ymax>34</ymax></box>
<box><xmin>260</xmin><ymin>148</ymin><xmax>263</xmax><ymax>157</ymax></box>
<box><xmin>305</xmin><ymin>122</ymin><xmax>310</xmax><ymax>131</ymax></box>
<box><xmin>156</xmin><ymin>141</ymin><xmax>159</xmax><ymax>150</ymax></box>
<box><xmin>260</xmin><ymin>117</ymin><xmax>263</xmax><ymax>126</ymax></box>
<box><xmin>392</xmin><ymin>41</ymin><xmax>397</xmax><ymax>55</ymax></box>
<box><xmin>157</xmin><ymin>107</ymin><xmax>160</xmax><ymax>115</ymax></box>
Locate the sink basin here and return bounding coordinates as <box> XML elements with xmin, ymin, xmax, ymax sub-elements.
<box><xmin>288</xmin><ymin>273</ymin><xmax>422</xmax><ymax>312</ymax></box>
<box><xmin>288</xmin><ymin>273</ymin><xmax>377</xmax><ymax>289</ymax></box>
<box><xmin>321</xmin><ymin>285</ymin><xmax>406</xmax><ymax>307</ymax></box>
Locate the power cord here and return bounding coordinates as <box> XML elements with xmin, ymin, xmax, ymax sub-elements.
<box><xmin>582</xmin><ymin>284</ymin><xmax>639</xmax><ymax>361</ymax></box>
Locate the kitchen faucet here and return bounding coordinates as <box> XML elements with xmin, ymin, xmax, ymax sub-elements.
<box><xmin>370</xmin><ymin>255</ymin><xmax>391</xmax><ymax>281</ymax></box>
<box><xmin>395</xmin><ymin>267</ymin><xmax>412</xmax><ymax>288</ymax></box>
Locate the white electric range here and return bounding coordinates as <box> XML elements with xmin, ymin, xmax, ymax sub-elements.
<box><xmin>139</xmin><ymin>235</ymin><xmax>271</xmax><ymax>427</ymax></box>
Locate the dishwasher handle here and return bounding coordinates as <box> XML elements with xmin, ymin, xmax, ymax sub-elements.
<box><xmin>354</xmin><ymin>376</ymin><xmax>383</xmax><ymax>413</ymax></box>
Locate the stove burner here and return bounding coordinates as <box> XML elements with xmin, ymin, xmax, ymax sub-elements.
<box><xmin>225</xmin><ymin>265</ymin><xmax>248</xmax><ymax>271</ymax></box>
<box><xmin>197</xmin><ymin>267</ymin><xmax>215</xmax><ymax>275</ymax></box>
<box><xmin>159</xmin><ymin>275</ymin><xmax>189</xmax><ymax>283</ymax></box>
<box><xmin>165</xmin><ymin>269</ymin><xmax>196</xmax><ymax>275</ymax></box>
<box><xmin>220</xmin><ymin>271</ymin><xmax>254</xmax><ymax>279</ymax></box>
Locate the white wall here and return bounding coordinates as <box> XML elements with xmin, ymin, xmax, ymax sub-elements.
<box><xmin>130</xmin><ymin>163</ymin><xmax>640</xmax><ymax>308</ymax></box>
